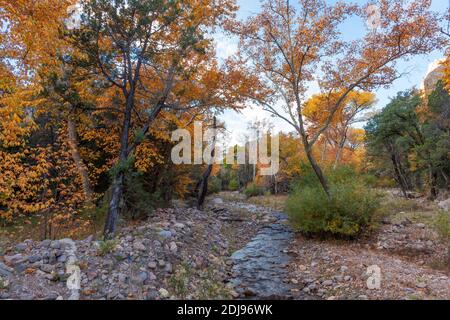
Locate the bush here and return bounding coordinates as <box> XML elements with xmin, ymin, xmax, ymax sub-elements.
<box><xmin>208</xmin><ymin>176</ymin><xmax>222</xmax><ymax>194</ymax></box>
<box><xmin>228</xmin><ymin>179</ymin><xmax>239</xmax><ymax>191</ymax></box>
<box><xmin>244</xmin><ymin>183</ymin><xmax>265</xmax><ymax>198</ymax></box>
<box><xmin>434</xmin><ymin>211</ymin><xmax>450</xmax><ymax>242</ymax></box>
<box><xmin>286</xmin><ymin>165</ymin><xmax>380</xmax><ymax>238</ymax></box>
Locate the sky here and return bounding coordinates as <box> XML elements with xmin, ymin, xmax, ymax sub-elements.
<box><xmin>215</xmin><ymin>0</ymin><xmax>449</xmax><ymax>145</ymax></box>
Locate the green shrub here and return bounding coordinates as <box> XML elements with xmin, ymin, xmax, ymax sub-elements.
<box><xmin>434</xmin><ymin>211</ymin><xmax>450</xmax><ymax>242</ymax></box>
<box><xmin>228</xmin><ymin>179</ymin><xmax>239</xmax><ymax>191</ymax></box>
<box><xmin>208</xmin><ymin>176</ymin><xmax>222</xmax><ymax>194</ymax></box>
<box><xmin>244</xmin><ymin>183</ymin><xmax>265</xmax><ymax>198</ymax></box>
<box><xmin>286</xmin><ymin>166</ymin><xmax>380</xmax><ymax>238</ymax></box>
<box><xmin>97</xmin><ymin>239</ymin><xmax>118</xmax><ymax>256</ymax></box>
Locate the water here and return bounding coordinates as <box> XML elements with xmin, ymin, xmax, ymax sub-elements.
<box><xmin>230</xmin><ymin>212</ymin><xmax>295</xmax><ymax>299</ymax></box>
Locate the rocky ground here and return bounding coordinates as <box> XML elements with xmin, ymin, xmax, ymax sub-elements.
<box><xmin>0</xmin><ymin>191</ymin><xmax>449</xmax><ymax>300</ymax></box>
<box><xmin>0</xmin><ymin>193</ymin><xmax>274</xmax><ymax>300</ymax></box>
<box><xmin>286</xmin><ymin>195</ymin><xmax>450</xmax><ymax>300</ymax></box>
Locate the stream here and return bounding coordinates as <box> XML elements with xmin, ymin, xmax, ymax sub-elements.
<box><xmin>229</xmin><ymin>211</ymin><xmax>295</xmax><ymax>299</ymax></box>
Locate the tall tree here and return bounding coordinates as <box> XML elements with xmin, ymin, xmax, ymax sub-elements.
<box><xmin>69</xmin><ymin>0</ymin><xmax>245</xmax><ymax>237</ymax></box>
<box><xmin>230</xmin><ymin>0</ymin><xmax>444</xmax><ymax>197</ymax></box>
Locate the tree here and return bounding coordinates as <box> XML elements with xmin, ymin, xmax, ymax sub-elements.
<box><xmin>69</xmin><ymin>0</ymin><xmax>253</xmax><ymax>237</ymax></box>
<box><xmin>230</xmin><ymin>0</ymin><xmax>444</xmax><ymax>197</ymax></box>
<box><xmin>304</xmin><ymin>90</ymin><xmax>376</xmax><ymax>169</ymax></box>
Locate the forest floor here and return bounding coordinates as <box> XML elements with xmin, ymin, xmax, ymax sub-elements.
<box><xmin>0</xmin><ymin>190</ymin><xmax>449</xmax><ymax>300</ymax></box>
<box><xmin>249</xmin><ymin>191</ymin><xmax>450</xmax><ymax>300</ymax></box>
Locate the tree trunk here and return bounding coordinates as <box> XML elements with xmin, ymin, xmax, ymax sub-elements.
<box><xmin>67</xmin><ymin>119</ymin><xmax>93</xmax><ymax>202</ymax></box>
<box><xmin>197</xmin><ymin>117</ymin><xmax>217</xmax><ymax>210</ymax></box>
<box><xmin>333</xmin><ymin>144</ymin><xmax>344</xmax><ymax>170</ymax></box>
<box><xmin>103</xmin><ymin>94</ymin><xmax>134</xmax><ymax>238</ymax></box>
<box><xmin>104</xmin><ymin>172</ymin><xmax>124</xmax><ymax>237</ymax></box>
<box><xmin>305</xmin><ymin>145</ymin><xmax>331</xmax><ymax>198</ymax></box>
<box><xmin>390</xmin><ymin>152</ymin><xmax>408</xmax><ymax>198</ymax></box>
<box><xmin>428</xmin><ymin>167</ymin><xmax>438</xmax><ymax>200</ymax></box>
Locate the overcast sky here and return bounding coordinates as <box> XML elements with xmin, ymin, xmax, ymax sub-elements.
<box><xmin>215</xmin><ymin>0</ymin><xmax>449</xmax><ymax>145</ymax></box>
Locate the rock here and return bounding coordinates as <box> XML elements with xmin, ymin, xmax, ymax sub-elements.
<box><xmin>40</xmin><ymin>240</ymin><xmax>51</xmax><ymax>248</ymax></box>
<box><xmin>416</xmin><ymin>282</ymin><xmax>427</xmax><ymax>289</ymax></box>
<box><xmin>0</xmin><ymin>262</ymin><xmax>14</xmax><ymax>277</ymax></box>
<box><xmin>28</xmin><ymin>255</ymin><xmax>42</xmax><ymax>263</ymax></box>
<box><xmin>118</xmin><ymin>273</ymin><xmax>128</xmax><ymax>283</ymax></box>
<box><xmin>358</xmin><ymin>295</ymin><xmax>369</xmax><ymax>300</ymax></box>
<box><xmin>133</xmin><ymin>241</ymin><xmax>146</xmax><ymax>252</ymax></box>
<box><xmin>40</xmin><ymin>264</ymin><xmax>54</xmax><ymax>273</ymax></box>
<box><xmin>158</xmin><ymin>230</ymin><xmax>172</xmax><ymax>239</ymax></box>
<box><xmin>148</xmin><ymin>261</ymin><xmax>157</xmax><ymax>269</ymax></box>
<box><xmin>438</xmin><ymin>198</ymin><xmax>450</xmax><ymax>211</ymax></box>
<box><xmin>211</xmin><ymin>198</ymin><xmax>224</xmax><ymax>205</ymax></box>
<box><xmin>298</xmin><ymin>265</ymin><xmax>307</xmax><ymax>272</ymax></box>
<box><xmin>50</xmin><ymin>241</ymin><xmax>61</xmax><ymax>249</ymax></box>
<box><xmin>14</xmin><ymin>263</ymin><xmax>27</xmax><ymax>273</ymax></box>
<box><xmin>416</xmin><ymin>223</ymin><xmax>426</xmax><ymax>229</ymax></box>
<box><xmin>291</xmin><ymin>279</ymin><xmax>299</xmax><ymax>285</ymax></box>
<box><xmin>169</xmin><ymin>242</ymin><xmax>178</xmax><ymax>253</ymax></box>
<box><xmin>132</xmin><ymin>271</ymin><xmax>148</xmax><ymax>285</ymax></box>
<box><xmin>243</xmin><ymin>288</ymin><xmax>256</xmax><ymax>297</ymax></box>
<box><xmin>159</xmin><ymin>288</ymin><xmax>170</xmax><ymax>299</ymax></box>
<box><xmin>164</xmin><ymin>263</ymin><xmax>173</xmax><ymax>273</ymax></box>
<box><xmin>174</xmin><ymin>223</ymin><xmax>185</xmax><ymax>229</ymax></box>
<box><xmin>0</xmin><ymin>277</ymin><xmax>10</xmax><ymax>289</ymax></box>
<box><xmin>340</xmin><ymin>266</ymin><xmax>349</xmax><ymax>273</ymax></box>
<box><xmin>322</xmin><ymin>280</ymin><xmax>333</xmax><ymax>286</ymax></box>
<box><xmin>148</xmin><ymin>272</ymin><xmax>157</xmax><ymax>281</ymax></box>
<box><xmin>15</xmin><ymin>243</ymin><xmax>28</xmax><ymax>252</ymax></box>
<box><xmin>4</xmin><ymin>254</ymin><xmax>24</xmax><ymax>265</ymax></box>
<box><xmin>230</xmin><ymin>290</ymin><xmax>240</xmax><ymax>298</ymax></box>
<box><xmin>158</xmin><ymin>260</ymin><xmax>166</xmax><ymax>267</ymax></box>
<box><xmin>344</xmin><ymin>276</ymin><xmax>352</xmax><ymax>282</ymax></box>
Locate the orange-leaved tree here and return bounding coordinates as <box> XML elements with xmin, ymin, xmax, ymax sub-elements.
<box><xmin>229</xmin><ymin>0</ymin><xmax>445</xmax><ymax>197</ymax></box>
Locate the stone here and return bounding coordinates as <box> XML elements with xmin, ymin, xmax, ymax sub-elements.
<box><xmin>243</xmin><ymin>288</ymin><xmax>256</xmax><ymax>297</ymax></box>
<box><xmin>4</xmin><ymin>254</ymin><xmax>25</xmax><ymax>265</ymax></box>
<box><xmin>340</xmin><ymin>266</ymin><xmax>349</xmax><ymax>273</ymax></box>
<box><xmin>0</xmin><ymin>262</ymin><xmax>14</xmax><ymax>277</ymax></box>
<box><xmin>15</xmin><ymin>243</ymin><xmax>28</xmax><ymax>251</ymax></box>
<box><xmin>322</xmin><ymin>280</ymin><xmax>333</xmax><ymax>286</ymax></box>
<box><xmin>158</xmin><ymin>260</ymin><xmax>166</xmax><ymax>267</ymax></box>
<box><xmin>298</xmin><ymin>265</ymin><xmax>307</xmax><ymax>272</ymax></box>
<box><xmin>159</xmin><ymin>288</ymin><xmax>170</xmax><ymax>298</ymax></box>
<box><xmin>344</xmin><ymin>276</ymin><xmax>352</xmax><ymax>282</ymax></box>
<box><xmin>358</xmin><ymin>295</ymin><xmax>369</xmax><ymax>300</ymax></box>
<box><xmin>148</xmin><ymin>261</ymin><xmax>157</xmax><ymax>269</ymax></box>
<box><xmin>438</xmin><ymin>198</ymin><xmax>450</xmax><ymax>211</ymax></box>
<box><xmin>165</xmin><ymin>263</ymin><xmax>173</xmax><ymax>273</ymax></box>
<box><xmin>416</xmin><ymin>223</ymin><xmax>426</xmax><ymax>229</ymax></box>
<box><xmin>174</xmin><ymin>223</ymin><xmax>185</xmax><ymax>229</ymax></box>
<box><xmin>28</xmin><ymin>255</ymin><xmax>42</xmax><ymax>263</ymax></box>
<box><xmin>148</xmin><ymin>272</ymin><xmax>157</xmax><ymax>281</ymax></box>
<box><xmin>211</xmin><ymin>198</ymin><xmax>224</xmax><ymax>205</ymax></box>
<box><xmin>416</xmin><ymin>282</ymin><xmax>427</xmax><ymax>289</ymax></box>
<box><xmin>169</xmin><ymin>242</ymin><xmax>178</xmax><ymax>253</ymax></box>
<box><xmin>133</xmin><ymin>241</ymin><xmax>146</xmax><ymax>252</ymax></box>
<box><xmin>50</xmin><ymin>241</ymin><xmax>61</xmax><ymax>249</ymax></box>
<box><xmin>132</xmin><ymin>271</ymin><xmax>148</xmax><ymax>285</ymax></box>
<box><xmin>158</xmin><ymin>230</ymin><xmax>172</xmax><ymax>239</ymax></box>
<box><xmin>40</xmin><ymin>264</ymin><xmax>54</xmax><ymax>273</ymax></box>
<box><xmin>40</xmin><ymin>240</ymin><xmax>51</xmax><ymax>248</ymax></box>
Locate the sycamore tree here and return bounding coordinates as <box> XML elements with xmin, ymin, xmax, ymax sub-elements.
<box><xmin>230</xmin><ymin>0</ymin><xmax>445</xmax><ymax>197</ymax></box>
